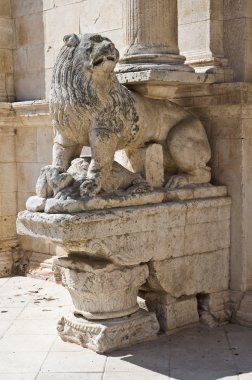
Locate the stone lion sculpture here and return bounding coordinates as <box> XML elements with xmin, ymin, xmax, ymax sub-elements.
<box><xmin>44</xmin><ymin>33</ymin><xmax>211</xmax><ymax>198</ymax></box>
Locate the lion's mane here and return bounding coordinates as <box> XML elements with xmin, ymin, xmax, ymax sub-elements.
<box><xmin>49</xmin><ymin>34</ymin><xmax>139</xmax><ymax>146</ymax></box>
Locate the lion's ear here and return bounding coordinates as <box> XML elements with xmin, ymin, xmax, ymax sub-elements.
<box><xmin>63</xmin><ymin>34</ymin><xmax>80</xmax><ymax>47</ymax></box>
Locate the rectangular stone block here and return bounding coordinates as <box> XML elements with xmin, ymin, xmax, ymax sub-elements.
<box><xmin>147</xmin><ymin>249</ymin><xmax>230</xmax><ymax>298</ymax></box>
<box><xmin>185</xmin><ymin>219</ymin><xmax>230</xmax><ymax>255</ymax></box>
<box><xmin>178</xmin><ymin>0</ymin><xmax>209</xmax><ymax>25</ymax></box>
<box><xmin>0</xmin><ymin>0</ymin><xmax>11</xmax><ymax>18</ymax></box>
<box><xmin>0</xmin><ymin>133</ymin><xmax>15</xmax><ymax>162</ymax></box>
<box><xmin>186</xmin><ymin>198</ymin><xmax>231</xmax><ymax>224</ymax></box>
<box><xmin>1</xmin><ymin>216</ymin><xmax>17</xmax><ymax>239</ymax></box>
<box><xmin>5</xmin><ymin>73</ymin><xmax>14</xmax><ymax>100</ymax></box>
<box><xmin>14</xmin><ymin>71</ymin><xmax>42</xmax><ymax>101</ymax></box>
<box><xmin>16</xmin><ymin>126</ymin><xmax>37</xmax><ymax>163</ymax></box>
<box><xmin>80</xmin><ymin>0</ymin><xmax>123</xmax><ymax>34</ymax></box>
<box><xmin>45</xmin><ymin>4</ymin><xmax>81</xmax><ymax>44</ymax></box>
<box><xmin>27</xmin><ymin>44</ymin><xmax>44</xmax><ymax>72</ymax></box>
<box><xmin>0</xmin><ymin>192</ymin><xmax>17</xmax><ymax>216</ymax></box>
<box><xmin>0</xmin><ymin>49</ymin><xmax>13</xmax><ymax>73</ymax></box>
<box><xmin>17</xmin><ymin>162</ymin><xmax>45</xmax><ymax>192</ymax></box>
<box><xmin>0</xmin><ymin>163</ymin><xmax>17</xmax><ymax>192</ymax></box>
<box><xmin>13</xmin><ymin>48</ymin><xmax>28</xmax><ymax>73</ymax></box>
<box><xmin>19</xmin><ymin>235</ymin><xmax>51</xmax><ymax>255</ymax></box>
<box><xmin>179</xmin><ymin>20</ymin><xmax>210</xmax><ymax>56</ymax></box>
<box><xmin>236</xmin><ymin>291</ymin><xmax>252</xmax><ymax>327</ymax></box>
<box><xmin>0</xmin><ymin>251</ymin><xmax>13</xmax><ymax>277</ymax></box>
<box><xmin>147</xmin><ymin>297</ymin><xmax>199</xmax><ymax>332</ymax></box>
<box><xmin>44</xmin><ymin>43</ymin><xmax>55</xmax><ymax>69</ymax></box>
<box><xmin>15</xmin><ymin>14</ymin><xmax>44</xmax><ymax>48</ymax></box>
<box><xmin>153</xmin><ymin>226</ymin><xmax>185</xmax><ymax>261</ymax></box>
<box><xmin>0</xmin><ymin>19</ymin><xmax>15</xmax><ymax>49</ymax></box>
<box><xmin>36</xmin><ymin>127</ymin><xmax>53</xmax><ymax>163</ymax></box>
<box><xmin>11</xmin><ymin>0</ymin><xmax>45</xmax><ymax>17</ymax></box>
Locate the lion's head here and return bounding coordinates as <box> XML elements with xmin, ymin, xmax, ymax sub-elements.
<box><xmin>50</xmin><ymin>33</ymin><xmax>138</xmax><ymax>144</ymax></box>
<box><xmin>63</xmin><ymin>33</ymin><xmax>119</xmax><ymax>74</ymax></box>
<box><xmin>51</xmin><ymin>34</ymin><xmax>119</xmax><ymax>90</ymax></box>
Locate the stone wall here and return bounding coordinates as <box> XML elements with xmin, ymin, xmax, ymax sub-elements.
<box><xmin>0</xmin><ymin>104</ymin><xmax>17</xmax><ymax>276</ymax></box>
<box><xmin>12</xmin><ymin>0</ymin><xmax>124</xmax><ymax>101</ymax></box>
<box><xmin>172</xmin><ymin>83</ymin><xmax>252</xmax><ymax>292</ymax></box>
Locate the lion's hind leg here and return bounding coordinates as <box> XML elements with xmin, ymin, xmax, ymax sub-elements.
<box><xmin>165</xmin><ymin>117</ymin><xmax>211</xmax><ymax>189</ymax></box>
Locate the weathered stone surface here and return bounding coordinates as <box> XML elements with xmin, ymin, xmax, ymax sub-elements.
<box><xmin>58</xmin><ymin>309</ymin><xmax>160</xmax><ymax>354</ymax></box>
<box><xmin>37</xmin><ymin>32</ymin><xmax>212</xmax><ymax>205</ymax></box>
<box><xmin>18</xmin><ymin>194</ymin><xmax>231</xmax><ymax>266</ymax></box>
<box><xmin>26</xmin><ymin>185</ymin><xmax>227</xmax><ymax>214</ymax></box>
<box><xmin>145</xmin><ymin>294</ymin><xmax>199</xmax><ymax>331</ymax></box>
<box><xmin>236</xmin><ymin>291</ymin><xmax>252</xmax><ymax>327</ymax></box>
<box><xmin>120</xmin><ymin>0</ymin><xmax>192</xmax><ymax>72</ymax></box>
<box><xmin>53</xmin><ymin>256</ymin><xmax>149</xmax><ymax>320</ymax></box>
<box><xmin>147</xmin><ymin>249</ymin><xmax>230</xmax><ymax>297</ymax></box>
<box><xmin>197</xmin><ymin>291</ymin><xmax>232</xmax><ymax>327</ymax></box>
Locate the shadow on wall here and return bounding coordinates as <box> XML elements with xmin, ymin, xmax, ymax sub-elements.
<box><xmin>12</xmin><ymin>0</ymin><xmax>45</xmax><ymax>101</ymax></box>
<box><xmin>109</xmin><ymin>324</ymin><xmax>252</xmax><ymax>380</ymax></box>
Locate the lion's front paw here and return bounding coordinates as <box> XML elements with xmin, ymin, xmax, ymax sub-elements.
<box><xmin>165</xmin><ymin>174</ymin><xmax>189</xmax><ymax>189</ymax></box>
<box><xmin>80</xmin><ymin>178</ymin><xmax>100</xmax><ymax>197</ymax></box>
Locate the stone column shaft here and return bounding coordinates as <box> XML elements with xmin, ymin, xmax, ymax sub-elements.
<box><xmin>0</xmin><ymin>0</ymin><xmax>15</xmax><ymax>102</ymax></box>
<box><xmin>120</xmin><ymin>0</ymin><xmax>192</xmax><ymax>71</ymax></box>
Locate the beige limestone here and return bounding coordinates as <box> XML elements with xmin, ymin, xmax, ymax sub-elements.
<box><xmin>0</xmin><ymin>0</ymin><xmax>252</xmax><ymax>340</ymax></box>
<box><xmin>54</xmin><ymin>256</ymin><xmax>149</xmax><ymax>320</ymax></box>
<box><xmin>178</xmin><ymin>0</ymin><xmax>232</xmax><ymax>79</ymax></box>
<box><xmin>236</xmin><ymin>291</ymin><xmax>252</xmax><ymax>327</ymax></box>
<box><xmin>58</xmin><ymin>309</ymin><xmax>160</xmax><ymax>353</ymax></box>
<box><xmin>171</xmin><ymin>83</ymin><xmax>252</xmax><ymax>296</ymax></box>
<box><xmin>223</xmin><ymin>0</ymin><xmax>252</xmax><ymax>82</ymax></box>
<box><xmin>17</xmin><ymin>188</ymin><xmax>230</xmax><ymax>338</ymax></box>
<box><xmin>145</xmin><ymin>294</ymin><xmax>199</xmax><ymax>331</ymax></box>
<box><xmin>43</xmin><ymin>34</ymin><xmax>211</xmax><ymax>201</ymax></box>
<box><xmin>147</xmin><ymin>249</ymin><xmax>229</xmax><ymax>298</ymax></box>
<box><xmin>119</xmin><ymin>0</ymin><xmax>192</xmax><ymax>72</ymax></box>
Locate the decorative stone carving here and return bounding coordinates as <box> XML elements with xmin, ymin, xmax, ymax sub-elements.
<box><xmin>57</xmin><ymin>309</ymin><xmax>160</xmax><ymax>354</ymax></box>
<box><xmin>50</xmin><ymin>244</ymin><xmax>159</xmax><ymax>353</ymax></box>
<box><xmin>27</xmin><ymin>33</ymin><xmax>211</xmax><ymax>214</ymax></box>
<box><xmin>53</xmin><ymin>256</ymin><xmax>149</xmax><ymax>320</ymax></box>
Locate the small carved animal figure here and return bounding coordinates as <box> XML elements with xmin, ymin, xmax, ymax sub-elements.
<box><xmin>49</xmin><ymin>33</ymin><xmax>211</xmax><ymax>196</ymax></box>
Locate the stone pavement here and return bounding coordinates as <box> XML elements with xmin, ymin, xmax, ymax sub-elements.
<box><xmin>0</xmin><ymin>276</ymin><xmax>252</xmax><ymax>380</ymax></box>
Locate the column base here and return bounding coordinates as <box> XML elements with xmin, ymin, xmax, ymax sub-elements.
<box><xmin>57</xmin><ymin>309</ymin><xmax>160</xmax><ymax>354</ymax></box>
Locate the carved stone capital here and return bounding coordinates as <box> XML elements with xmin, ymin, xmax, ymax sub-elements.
<box><xmin>53</xmin><ymin>256</ymin><xmax>149</xmax><ymax>320</ymax></box>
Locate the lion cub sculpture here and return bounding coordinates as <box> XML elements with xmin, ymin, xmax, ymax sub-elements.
<box><xmin>46</xmin><ymin>33</ymin><xmax>211</xmax><ymax>198</ymax></box>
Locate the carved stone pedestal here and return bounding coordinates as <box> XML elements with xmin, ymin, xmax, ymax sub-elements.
<box><xmin>17</xmin><ymin>186</ymin><xmax>231</xmax><ymax>342</ymax></box>
<box><xmin>58</xmin><ymin>310</ymin><xmax>159</xmax><ymax>354</ymax></box>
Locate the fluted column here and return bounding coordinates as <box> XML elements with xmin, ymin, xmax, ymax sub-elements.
<box><xmin>119</xmin><ymin>0</ymin><xmax>193</xmax><ymax>72</ymax></box>
<box><xmin>0</xmin><ymin>1</ymin><xmax>15</xmax><ymax>101</ymax></box>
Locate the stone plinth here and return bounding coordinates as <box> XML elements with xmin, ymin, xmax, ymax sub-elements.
<box><xmin>17</xmin><ymin>186</ymin><xmax>231</xmax><ymax>341</ymax></box>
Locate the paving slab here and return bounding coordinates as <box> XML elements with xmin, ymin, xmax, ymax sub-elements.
<box><xmin>0</xmin><ymin>277</ymin><xmax>251</xmax><ymax>380</ymax></box>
